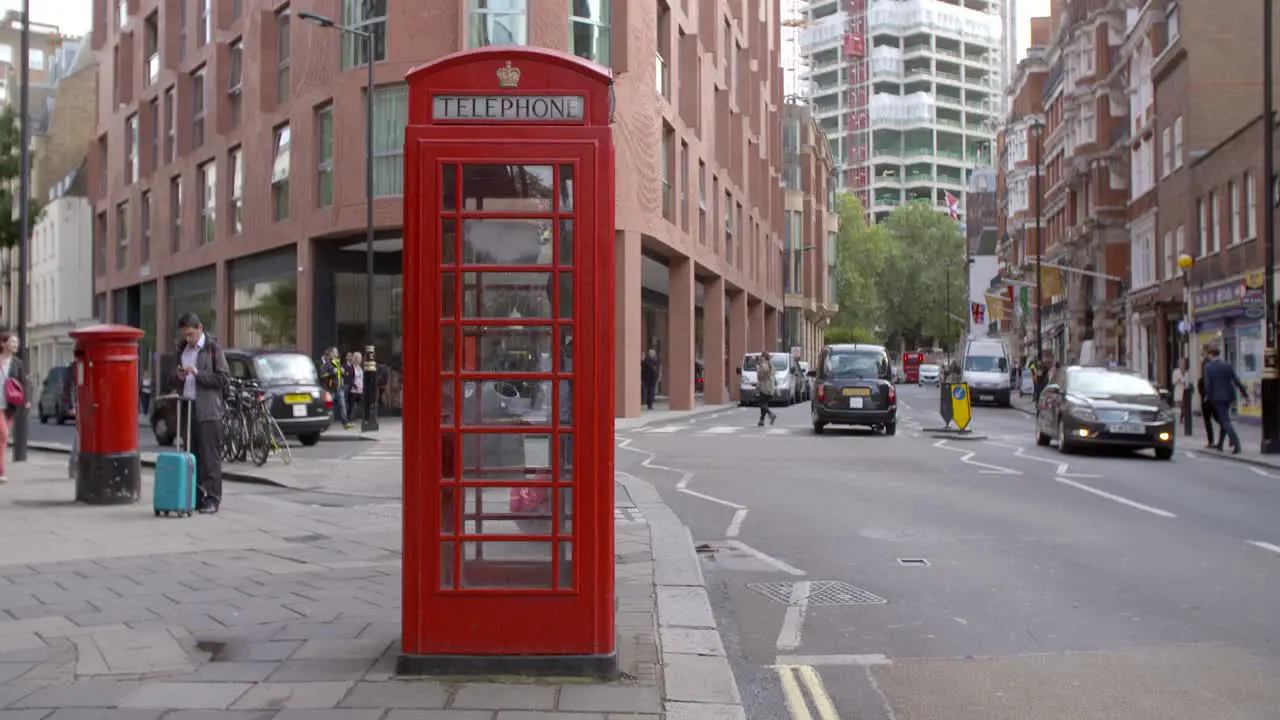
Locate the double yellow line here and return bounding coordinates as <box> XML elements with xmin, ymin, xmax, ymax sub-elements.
<box><xmin>776</xmin><ymin>664</ymin><xmax>840</xmax><ymax>720</ymax></box>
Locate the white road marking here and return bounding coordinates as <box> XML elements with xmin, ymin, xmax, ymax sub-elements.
<box><xmin>646</xmin><ymin>424</ymin><xmax>693</xmax><ymax>433</ymax></box>
<box><xmin>725</xmin><ymin>508</ymin><xmax>749</xmax><ymax>537</ymax></box>
<box><xmin>677</xmin><ymin>488</ymin><xmax>744</xmax><ymax>509</ymax></box>
<box><xmin>705</xmin><ymin>426</ymin><xmax>742</xmax><ymax>434</ymax></box>
<box><xmin>775</xmin><ymin>581</ymin><xmax>812</xmax><ymax>651</ymax></box>
<box><xmin>933</xmin><ymin>439</ymin><xmax>1021</xmax><ymax>475</ymax></box>
<box><xmin>1247</xmin><ymin>540</ymin><xmax>1280</xmax><ymax>555</ymax></box>
<box><xmin>1052</xmin><ymin>476</ymin><xmax>1177</xmax><ymax>518</ymax></box>
<box><xmin>774</xmin><ymin>654</ymin><xmax>892</xmax><ymax>667</ymax></box>
<box><xmin>764</xmin><ymin>427</ymin><xmax>792</xmax><ymax>435</ymax></box>
<box><xmin>1184</xmin><ymin>450</ymin><xmax>1199</xmax><ymax>459</ymax></box>
<box><xmin>985</xmin><ymin>440</ymin><xmax>1100</xmax><ymax>478</ymax></box>
<box><xmin>1247</xmin><ymin>466</ymin><xmax>1276</xmax><ymax>478</ymax></box>
<box><xmin>725</xmin><ymin>540</ymin><xmax>806</xmax><ymax>576</ymax></box>
<box><xmin>615</xmin><ymin>437</ymin><xmax>695</xmax><ymax>489</ymax></box>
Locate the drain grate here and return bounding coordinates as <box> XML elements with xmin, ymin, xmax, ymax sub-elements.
<box><xmin>897</xmin><ymin>558</ymin><xmax>930</xmax><ymax>566</ymax></box>
<box><xmin>747</xmin><ymin>581</ymin><xmax>886</xmax><ymax>606</ymax></box>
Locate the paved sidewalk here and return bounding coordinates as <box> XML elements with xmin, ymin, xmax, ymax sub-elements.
<box><xmin>0</xmin><ymin>456</ymin><xmax>743</xmax><ymax>719</ymax></box>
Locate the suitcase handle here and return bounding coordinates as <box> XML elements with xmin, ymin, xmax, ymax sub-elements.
<box><xmin>177</xmin><ymin>398</ymin><xmax>195</xmax><ymax>452</ymax></box>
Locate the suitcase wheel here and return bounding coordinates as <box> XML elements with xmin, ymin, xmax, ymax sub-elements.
<box><xmin>154</xmin><ymin>510</ymin><xmax>161</xmax><ymax>517</ymax></box>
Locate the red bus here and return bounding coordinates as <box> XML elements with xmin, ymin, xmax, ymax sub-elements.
<box><xmin>902</xmin><ymin>351</ymin><xmax>925</xmax><ymax>383</ymax></box>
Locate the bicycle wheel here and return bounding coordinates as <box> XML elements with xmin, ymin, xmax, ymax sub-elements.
<box><xmin>233</xmin><ymin>413</ymin><xmax>250</xmax><ymax>463</ymax></box>
<box><xmin>266</xmin><ymin>416</ymin><xmax>292</xmax><ymax>465</ymax></box>
<box><xmin>220</xmin><ymin>414</ymin><xmax>240</xmax><ymax>463</ymax></box>
<box><xmin>249</xmin><ymin>415</ymin><xmax>271</xmax><ymax>467</ymax></box>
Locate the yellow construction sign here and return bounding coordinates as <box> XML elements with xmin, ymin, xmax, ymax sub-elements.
<box><xmin>948</xmin><ymin>383</ymin><xmax>972</xmax><ymax>431</ymax></box>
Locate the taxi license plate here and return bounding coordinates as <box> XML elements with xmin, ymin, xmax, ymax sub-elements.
<box><xmin>284</xmin><ymin>394</ymin><xmax>311</xmax><ymax>404</ymax></box>
<box><xmin>843</xmin><ymin>388</ymin><xmax>871</xmax><ymax>396</ymax></box>
<box><xmin>1107</xmin><ymin>423</ymin><xmax>1144</xmax><ymax>434</ymax></box>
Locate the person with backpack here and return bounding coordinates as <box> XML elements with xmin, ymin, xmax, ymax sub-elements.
<box><xmin>319</xmin><ymin>347</ymin><xmax>351</xmax><ymax>429</ymax></box>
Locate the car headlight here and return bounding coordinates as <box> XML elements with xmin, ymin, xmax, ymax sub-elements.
<box><xmin>1157</xmin><ymin>407</ymin><xmax>1175</xmax><ymax>422</ymax></box>
<box><xmin>1069</xmin><ymin>405</ymin><xmax>1097</xmax><ymax>422</ymax></box>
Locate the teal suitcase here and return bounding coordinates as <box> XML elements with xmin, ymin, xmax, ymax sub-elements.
<box><xmin>154</xmin><ymin>400</ymin><xmax>198</xmax><ymax>517</ymax></box>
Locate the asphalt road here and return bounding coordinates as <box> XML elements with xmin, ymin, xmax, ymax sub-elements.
<box><xmin>616</xmin><ymin>384</ymin><xmax>1280</xmax><ymax>720</ymax></box>
<box><xmin>23</xmin><ymin>412</ymin><xmax>373</xmax><ymax>460</ymax></box>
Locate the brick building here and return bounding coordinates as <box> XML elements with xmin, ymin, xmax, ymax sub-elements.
<box><xmin>1037</xmin><ymin>0</ymin><xmax>1130</xmax><ymax>365</ymax></box>
<box><xmin>90</xmin><ymin>0</ymin><xmax>787</xmax><ymax>418</ymax></box>
<box><xmin>997</xmin><ymin>15</ymin><xmax>1051</xmax><ymax>358</ymax></box>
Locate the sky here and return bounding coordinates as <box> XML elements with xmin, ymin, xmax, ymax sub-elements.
<box><xmin>2</xmin><ymin>0</ymin><xmax>91</xmax><ymax>36</ymax></box>
<box><xmin>1016</xmin><ymin>0</ymin><xmax>1052</xmax><ymax>58</ymax></box>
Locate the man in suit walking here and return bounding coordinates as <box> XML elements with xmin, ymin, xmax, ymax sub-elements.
<box><xmin>1202</xmin><ymin>345</ymin><xmax>1248</xmax><ymax>455</ymax></box>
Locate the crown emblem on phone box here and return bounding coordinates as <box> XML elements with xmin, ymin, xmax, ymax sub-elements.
<box><xmin>497</xmin><ymin>61</ymin><xmax>521</xmax><ymax>88</ymax></box>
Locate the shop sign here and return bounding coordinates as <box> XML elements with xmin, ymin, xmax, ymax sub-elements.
<box><xmin>1192</xmin><ymin>282</ymin><xmax>1244</xmax><ymax>313</ymax></box>
<box><xmin>1243</xmin><ymin>287</ymin><xmax>1266</xmax><ymax>319</ymax></box>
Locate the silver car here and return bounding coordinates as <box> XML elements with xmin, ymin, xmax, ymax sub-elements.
<box><xmin>918</xmin><ymin>363</ymin><xmax>941</xmax><ymax>386</ymax></box>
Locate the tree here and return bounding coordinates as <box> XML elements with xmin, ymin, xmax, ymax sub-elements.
<box><xmin>830</xmin><ymin>193</ymin><xmax>890</xmax><ymax>340</ymax></box>
<box><xmin>874</xmin><ymin>202</ymin><xmax>966</xmax><ymax>352</ymax></box>
<box><xmin>0</xmin><ymin>107</ymin><xmax>45</xmax><ymax>250</ymax></box>
<box><xmin>248</xmin><ymin>279</ymin><xmax>298</xmax><ymax>348</ymax></box>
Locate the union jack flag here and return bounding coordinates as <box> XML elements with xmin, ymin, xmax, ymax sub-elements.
<box><xmin>944</xmin><ymin>191</ymin><xmax>960</xmax><ymax>220</ymax></box>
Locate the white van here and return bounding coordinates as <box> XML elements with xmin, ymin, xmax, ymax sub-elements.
<box><xmin>738</xmin><ymin>352</ymin><xmax>799</xmax><ymax>405</ymax></box>
<box><xmin>961</xmin><ymin>338</ymin><xmax>1013</xmax><ymax>407</ymax></box>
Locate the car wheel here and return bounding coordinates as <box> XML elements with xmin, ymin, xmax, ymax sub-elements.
<box><xmin>885</xmin><ymin>421</ymin><xmax>897</xmax><ymax>436</ymax></box>
<box><xmin>1035</xmin><ymin>413</ymin><xmax>1051</xmax><ymax>446</ymax></box>
<box><xmin>1056</xmin><ymin>417</ymin><xmax>1074</xmax><ymax>454</ymax></box>
<box><xmin>297</xmin><ymin>433</ymin><xmax>322</xmax><ymax>447</ymax></box>
<box><xmin>39</xmin><ymin>408</ymin><xmax>47</xmax><ymax>423</ymax></box>
<box><xmin>55</xmin><ymin>407</ymin><xmax>66</xmax><ymax>425</ymax></box>
<box><xmin>153</xmin><ymin>416</ymin><xmax>175</xmax><ymax>447</ymax></box>
<box><xmin>1154</xmin><ymin>446</ymin><xmax>1174</xmax><ymax>460</ymax></box>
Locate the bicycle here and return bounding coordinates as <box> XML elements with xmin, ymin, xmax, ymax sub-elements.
<box><xmin>221</xmin><ymin>379</ymin><xmax>258</xmax><ymax>464</ymax></box>
<box><xmin>244</xmin><ymin>387</ymin><xmax>292</xmax><ymax>467</ymax></box>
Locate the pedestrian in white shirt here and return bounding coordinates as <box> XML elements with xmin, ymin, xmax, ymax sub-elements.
<box><xmin>1172</xmin><ymin>357</ymin><xmax>1192</xmax><ymax>436</ymax></box>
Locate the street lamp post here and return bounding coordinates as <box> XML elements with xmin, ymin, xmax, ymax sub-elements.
<box><xmin>13</xmin><ymin>0</ymin><xmax>31</xmax><ymax>462</ymax></box>
<box><xmin>1262</xmin><ymin>0</ymin><xmax>1279</xmax><ymax>453</ymax></box>
<box><xmin>1029</xmin><ymin>116</ymin><xmax>1045</xmax><ymax>389</ymax></box>
<box><xmin>299</xmin><ymin>9</ymin><xmax>379</xmax><ymax>432</ymax></box>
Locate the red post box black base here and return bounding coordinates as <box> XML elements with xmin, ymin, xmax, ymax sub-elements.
<box><xmin>395</xmin><ymin>651</ymin><xmax>617</xmax><ymax>678</ymax></box>
<box><xmin>75</xmin><ymin>452</ymin><xmax>142</xmax><ymax>505</ymax></box>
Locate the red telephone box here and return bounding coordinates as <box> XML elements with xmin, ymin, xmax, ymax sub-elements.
<box><xmin>398</xmin><ymin>47</ymin><xmax>616</xmax><ymax>677</ymax></box>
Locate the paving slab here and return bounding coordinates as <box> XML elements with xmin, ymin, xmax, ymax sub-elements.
<box><xmin>116</xmin><ymin>682</ymin><xmax>252</xmax><ymax>710</ymax></box>
<box><xmin>451</xmin><ymin>683</ymin><xmax>557</xmax><ymax>710</ymax></box>
<box><xmin>336</xmin><ymin>681</ymin><xmax>449</xmax><ymax>709</ymax></box>
<box><xmin>229</xmin><ymin>682</ymin><xmax>353</xmax><ymax>710</ymax></box>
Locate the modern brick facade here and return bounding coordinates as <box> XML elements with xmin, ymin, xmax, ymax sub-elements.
<box><xmin>90</xmin><ymin>0</ymin><xmax>787</xmax><ymax>418</ymax></box>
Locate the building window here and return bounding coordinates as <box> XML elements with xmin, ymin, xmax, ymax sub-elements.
<box><xmin>117</xmin><ymin>0</ymin><xmax>128</xmax><ymax>28</ymax></box>
<box><xmin>231</xmin><ymin>0</ymin><xmax>241</xmax><ymax>21</ymax></box>
<box><xmin>144</xmin><ymin>12</ymin><xmax>159</xmax><ymax>86</ymax></box>
<box><xmin>1209</xmin><ymin>191</ymin><xmax>1220</xmax><ymax>253</ymax></box>
<box><xmin>170</xmin><ymin>176</ymin><xmax>183</xmax><ymax>252</ymax></box>
<box><xmin>1167</xmin><ymin>2</ymin><xmax>1180</xmax><ymax>43</ymax></box>
<box><xmin>95</xmin><ymin>212</ymin><xmax>107</xmax><ymax>277</ymax></box>
<box><xmin>1196</xmin><ymin>199</ymin><xmax>1206</xmax><ymax>256</ymax></box>
<box><xmin>137</xmin><ymin>192</ymin><xmax>151</xmax><ymax>267</ymax></box>
<box><xmin>469</xmin><ymin>0</ymin><xmax>528</xmax><ymax>48</ymax></box>
<box><xmin>724</xmin><ymin>188</ymin><xmax>733</xmax><ymax>258</ymax></box>
<box><xmin>177</xmin><ymin>0</ymin><xmax>187</xmax><ymax>61</ymax></box>
<box><xmin>164</xmin><ymin>86</ymin><xmax>175</xmax><ymax>162</ymax></box>
<box><xmin>1161</xmin><ymin>127</ymin><xmax>1171</xmax><ymax>177</ymax></box>
<box><xmin>125</xmin><ymin>113</ymin><xmax>138</xmax><ymax>184</ymax></box>
<box><xmin>372</xmin><ymin>85</ymin><xmax>408</xmax><ymax>196</ymax></box>
<box><xmin>1230</xmin><ymin>180</ymin><xmax>1241</xmax><ymax>244</ymax></box>
<box><xmin>277</xmin><ymin>9</ymin><xmax>291</xmax><ymax>104</ymax></box>
<box><xmin>342</xmin><ymin>0</ymin><xmax>387</xmax><ymax>68</ymax></box>
<box><xmin>570</xmin><ymin>0</ymin><xmax>610</xmax><ymax>65</ymax></box>
<box><xmin>697</xmin><ymin>161</ymin><xmax>707</xmax><ymax>244</ymax></box>
<box><xmin>272</xmin><ymin>124</ymin><xmax>291</xmax><ymax>221</ymax></box>
<box><xmin>191</xmin><ymin>67</ymin><xmax>206</xmax><ymax>150</ymax></box>
<box><xmin>197</xmin><ymin>0</ymin><xmax>210</xmax><ymax>47</ymax></box>
<box><xmin>229</xmin><ymin>147</ymin><xmax>243</xmax><ymax>235</ymax></box>
<box><xmin>116</xmin><ymin>202</ymin><xmax>129</xmax><ymax>271</ymax></box>
<box><xmin>317</xmin><ymin>104</ymin><xmax>334</xmax><ymax>207</ymax></box>
<box><xmin>148</xmin><ymin>98</ymin><xmax>159</xmax><ymax>172</ymax></box>
<box><xmin>1246</xmin><ymin>171</ymin><xmax>1258</xmax><ymax>239</ymax></box>
<box><xmin>679</xmin><ymin>140</ymin><xmax>689</xmax><ymax>231</ymax></box>
<box><xmin>661</xmin><ymin>123</ymin><xmax>674</xmax><ymax>221</ymax></box>
<box><xmin>228</xmin><ymin>40</ymin><xmax>243</xmax><ymax>129</ymax></box>
<box><xmin>199</xmin><ymin>161</ymin><xmax>217</xmax><ymax>245</ymax></box>
<box><xmin>1172</xmin><ymin>117</ymin><xmax>1183</xmax><ymax>169</ymax></box>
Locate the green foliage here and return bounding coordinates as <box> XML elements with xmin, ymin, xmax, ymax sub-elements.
<box><xmin>0</xmin><ymin>107</ymin><xmax>45</xmax><ymax>249</ymax></box>
<box><xmin>822</xmin><ymin>326</ymin><xmax>880</xmax><ymax>345</ymax></box>
<box><xmin>249</xmin><ymin>279</ymin><xmax>299</xmax><ymax>348</ymax></box>
<box><xmin>828</xmin><ymin>194</ymin><xmax>967</xmax><ymax>353</ymax></box>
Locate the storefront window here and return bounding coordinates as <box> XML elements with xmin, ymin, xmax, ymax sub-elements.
<box><xmin>232</xmin><ymin>276</ymin><xmax>297</xmax><ymax>349</ymax></box>
<box><xmin>335</xmin><ymin>271</ymin><xmax>403</xmax><ymax>410</ymax></box>
<box><xmin>166</xmin><ymin>267</ymin><xmax>216</xmax><ymax>338</ymax></box>
<box><xmin>140</xmin><ymin>282</ymin><xmax>158</xmax><ymax>384</ymax></box>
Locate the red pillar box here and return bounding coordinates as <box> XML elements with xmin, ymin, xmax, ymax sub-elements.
<box><xmin>69</xmin><ymin>324</ymin><xmax>146</xmax><ymax>505</ymax></box>
<box><xmin>399</xmin><ymin>47</ymin><xmax>616</xmax><ymax>677</ymax></box>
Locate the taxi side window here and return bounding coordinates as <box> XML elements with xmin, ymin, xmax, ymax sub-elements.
<box><xmin>228</xmin><ymin>358</ymin><xmax>252</xmax><ymax>380</ymax></box>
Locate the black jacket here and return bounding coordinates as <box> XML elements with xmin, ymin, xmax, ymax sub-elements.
<box><xmin>171</xmin><ymin>334</ymin><xmax>230</xmax><ymax>423</ymax></box>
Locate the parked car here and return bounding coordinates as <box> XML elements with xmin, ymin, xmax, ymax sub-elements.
<box><xmin>1034</xmin><ymin>365</ymin><xmax>1176</xmax><ymax>460</ymax></box>
<box><xmin>808</xmin><ymin>343</ymin><xmax>897</xmax><ymax>435</ymax></box>
<box><xmin>150</xmin><ymin>349</ymin><xmax>333</xmax><ymax>447</ymax></box>
<box><xmin>37</xmin><ymin>365</ymin><xmax>76</xmax><ymax>425</ymax></box>
<box><xmin>797</xmin><ymin>361</ymin><xmax>813</xmax><ymax>401</ymax></box>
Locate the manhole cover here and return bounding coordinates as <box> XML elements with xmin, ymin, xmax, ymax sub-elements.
<box><xmin>747</xmin><ymin>581</ymin><xmax>886</xmax><ymax>606</ymax></box>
